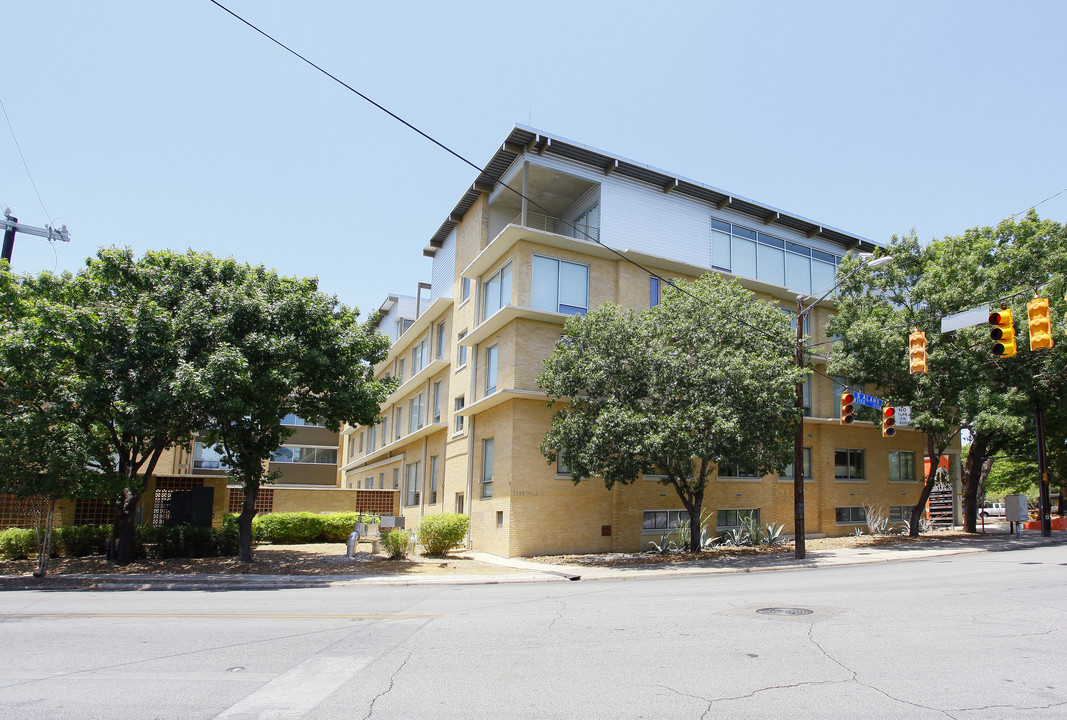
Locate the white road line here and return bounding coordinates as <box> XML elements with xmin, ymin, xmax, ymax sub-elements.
<box><xmin>213</xmin><ymin>655</ymin><xmax>374</xmax><ymax>719</ymax></box>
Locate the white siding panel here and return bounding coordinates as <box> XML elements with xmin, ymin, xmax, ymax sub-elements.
<box><xmin>430</xmin><ymin>228</ymin><xmax>456</xmax><ymax>301</ymax></box>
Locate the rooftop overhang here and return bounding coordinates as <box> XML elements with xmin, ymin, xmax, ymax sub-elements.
<box><xmin>424</xmin><ymin>125</ymin><xmax>881</xmax><ymax>257</ymax></box>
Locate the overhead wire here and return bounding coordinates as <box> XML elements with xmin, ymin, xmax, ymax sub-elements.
<box><xmin>0</xmin><ymin>94</ymin><xmax>52</xmax><ymax>224</ymax></box>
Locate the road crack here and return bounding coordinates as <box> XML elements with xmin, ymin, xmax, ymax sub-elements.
<box><xmin>363</xmin><ymin>651</ymin><xmax>412</xmax><ymax>720</ymax></box>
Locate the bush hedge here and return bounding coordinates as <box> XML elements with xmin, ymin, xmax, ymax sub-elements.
<box><xmin>380</xmin><ymin>528</ymin><xmax>411</xmax><ymax>559</ymax></box>
<box><xmin>417</xmin><ymin>513</ymin><xmax>470</xmax><ymax>557</ymax></box>
<box><xmin>0</xmin><ymin>528</ymin><xmax>37</xmax><ymax>560</ymax></box>
<box><xmin>250</xmin><ymin>511</ymin><xmax>378</xmax><ymax>544</ymax></box>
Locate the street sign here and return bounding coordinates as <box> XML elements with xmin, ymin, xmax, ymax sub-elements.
<box><xmin>941</xmin><ymin>306</ymin><xmax>988</xmax><ymax>333</ymax></box>
<box><xmin>852</xmin><ymin>392</ymin><xmax>883</xmax><ymax>410</ymax></box>
<box><xmin>895</xmin><ymin>406</ymin><xmax>911</xmax><ymax>427</ymax></box>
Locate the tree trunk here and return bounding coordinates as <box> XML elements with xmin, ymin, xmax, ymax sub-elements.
<box><xmin>238</xmin><ymin>482</ymin><xmax>259</xmax><ymax>563</ymax></box>
<box><xmin>961</xmin><ymin>434</ymin><xmax>990</xmax><ymax>533</ymax></box>
<box><xmin>910</xmin><ymin>434</ymin><xmax>942</xmax><ymax>538</ymax></box>
<box><xmin>111</xmin><ymin>489</ymin><xmax>140</xmax><ymax>565</ymax></box>
<box><xmin>33</xmin><ymin>497</ymin><xmax>57</xmax><ymax>578</ymax></box>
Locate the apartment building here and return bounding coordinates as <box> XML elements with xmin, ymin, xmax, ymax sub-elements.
<box><xmin>339</xmin><ymin>126</ymin><xmax>951</xmax><ymax>557</ymax></box>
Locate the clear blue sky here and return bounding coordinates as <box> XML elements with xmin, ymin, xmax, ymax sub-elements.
<box><xmin>4</xmin><ymin>1</ymin><xmax>1065</xmax><ymax>315</ymax></box>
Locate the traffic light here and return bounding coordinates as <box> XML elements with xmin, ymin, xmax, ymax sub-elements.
<box><xmin>989</xmin><ymin>308</ymin><xmax>1017</xmax><ymax>357</ymax></box>
<box><xmin>840</xmin><ymin>392</ymin><xmax>855</xmax><ymax>425</ymax></box>
<box><xmin>1027</xmin><ymin>297</ymin><xmax>1054</xmax><ymax>351</ymax></box>
<box><xmin>882</xmin><ymin>406</ymin><xmax>896</xmax><ymax>437</ymax></box>
<box><xmin>909</xmin><ymin>330</ymin><xmax>927</xmax><ymax>374</ymax></box>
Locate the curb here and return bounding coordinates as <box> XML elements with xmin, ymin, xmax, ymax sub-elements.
<box><xmin>1</xmin><ymin>536</ymin><xmax>1063</xmax><ymax>592</ymax></box>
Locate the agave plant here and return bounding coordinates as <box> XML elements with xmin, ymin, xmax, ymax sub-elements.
<box><xmin>863</xmin><ymin>503</ymin><xmax>890</xmax><ymax>535</ymax></box>
<box><xmin>721</xmin><ymin>527</ymin><xmax>751</xmax><ymax>547</ymax></box>
<box><xmin>645</xmin><ymin>528</ymin><xmax>679</xmax><ymax>554</ymax></box>
<box><xmin>739</xmin><ymin>514</ymin><xmax>763</xmax><ymax>545</ymax></box>
<box><xmin>763</xmin><ymin>522</ymin><xmax>786</xmax><ymax>546</ymax></box>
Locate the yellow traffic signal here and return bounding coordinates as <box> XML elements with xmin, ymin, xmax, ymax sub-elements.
<box><xmin>909</xmin><ymin>330</ymin><xmax>927</xmax><ymax>373</ymax></box>
<box><xmin>840</xmin><ymin>392</ymin><xmax>855</xmax><ymax>425</ymax></box>
<box><xmin>989</xmin><ymin>308</ymin><xmax>1017</xmax><ymax>357</ymax></box>
<box><xmin>882</xmin><ymin>406</ymin><xmax>896</xmax><ymax>437</ymax></box>
<box><xmin>1027</xmin><ymin>297</ymin><xmax>1054</xmax><ymax>351</ymax></box>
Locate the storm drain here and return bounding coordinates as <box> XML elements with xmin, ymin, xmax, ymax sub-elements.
<box><xmin>756</xmin><ymin>607</ymin><xmax>813</xmax><ymax>616</ymax></box>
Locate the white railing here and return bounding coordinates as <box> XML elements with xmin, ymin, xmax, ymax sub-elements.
<box><xmin>513</xmin><ymin>212</ymin><xmax>599</xmax><ymax>243</ymax></box>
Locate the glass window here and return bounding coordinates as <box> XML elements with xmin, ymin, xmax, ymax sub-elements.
<box><xmin>394</xmin><ymin>408</ymin><xmax>403</xmax><ymax>439</ymax></box>
<box><xmin>481</xmin><ymin>438</ymin><xmax>494</xmax><ymax>498</ymax></box>
<box><xmin>357</xmin><ymin>432</ymin><xmax>363</xmax><ymax>453</ymax></box>
<box><xmin>889</xmin><ymin>505</ymin><xmax>910</xmax><ymax>521</ymax></box>
<box><xmin>785</xmin><ymin>251</ymin><xmax>812</xmax><ymax>295</ymax></box>
<box><xmin>457</xmin><ymin>330</ymin><xmax>468</xmax><ymax>366</ymax></box>
<box><xmin>781</xmin><ymin>447</ymin><xmax>813</xmax><ymax>479</ymax></box>
<box><xmin>572</xmin><ymin>203</ymin><xmax>599</xmax><ymax>241</ymax></box>
<box><xmin>432</xmin><ymin>381</ymin><xmax>442</xmax><ymax>423</ymax></box>
<box><xmin>365</xmin><ymin>476</ymin><xmax>374</xmax><ymax>489</ymax></box>
<box><xmin>532</xmin><ymin>255</ymin><xmax>589</xmax><ymax>315</ymax></box>
<box><xmin>733</xmin><ymin>236</ymin><xmax>757</xmax><ymax>278</ymax></box>
<box><xmin>717</xmin><ymin>508</ymin><xmax>760</xmax><ymax>528</ymax></box>
<box><xmin>757</xmin><ymin>243</ymin><xmax>785</xmax><ymax>286</ymax></box>
<box><xmin>461</xmin><ymin>277</ymin><xmax>471</xmax><ymax>302</ymax></box>
<box><xmin>454</xmin><ymin>396</ymin><xmax>465</xmax><ymax>433</ymax></box>
<box><xmin>270</xmin><ymin>446</ymin><xmax>339</xmax><ymax>464</ymax></box>
<box><xmin>718</xmin><ymin>462</ymin><xmax>759</xmax><ymax>478</ymax></box>
<box><xmin>482</xmin><ymin>262</ymin><xmax>512</xmax><ymax>321</ymax></box>
<box><xmin>193</xmin><ymin>441</ymin><xmax>228</xmax><ymax>469</ymax></box>
<box><xmin>650</xmin><ymin>277</ymin><xmax>661</xmax><ymax>307</ymax></box>
<box><xmin>405</xmin><ymin>461</ymin><xmax>421</xmax><ymax>507</ymax></box>
<box><xmin>367</xmin><ymin>424</ymin><xmax>377</xmax><ymax>452</ymax></box>
<box><xmin>889</xmin><ymin>451</ymin><xmax>916</xmax><ymax>482</ymax></box>
<box><xmin>643</xmin><ymin>510</ymin><xmax>687</xmax><ymax>530</ymax></box>
<box><xmin>393</xmin><ymin>468</ymin><xmax>399</xmax><ymax>490</ymax></box>
<box><xmin>836</xmin><ymin>506</ymin><xmax>867</xmax><ymax>524</ymax></box>
<box><xmin>812</xmin><ymin>258</ymin><xmax>836</xmax><ymax>294</ymax></box>
<box><xmin>429</xmin><ymin>456</ymin><xmax>439</xmax><ymax>504</ymax></box>
<box><xmin>409</xmin><ymin>393</ymin><xmax>424</xmax><ymax>433</ymax></box>
<box><xmin>397</xmin><ymin>358</ymin><xmax>405</xmax><ymax>383</ymax></box>
<box><xmin>412</xmin><ymin>340</ymin><xmax>426</xmax><ymax>375</ymax></box>
<box><xmin>280</xmin><ymin>415</ymin><xmax>322</xmax><ymax>427</ymax></box>
<box><xmin>834</xmin><ymin>449</ymin><xmax>865</xmax><ymax>480</ymax></box>
<box><xmin>435</xmin><ymin>322</ymin><xmax>445</xmax><ymax>359</ymax></box>
<box><xmin>485</xmin><ymin>344</ymin><xmax>498</xmax><ymax>394</ymax></box>
<box><xmin>711</xmin><ymin>229</ymin><xmax>731</xmax><ymax>271</ymax></box>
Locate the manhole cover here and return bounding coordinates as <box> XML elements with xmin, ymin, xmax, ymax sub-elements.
<box><xmin>757</xmin><ymin>607</ymin><xmax>813</xmax><ymax>616</ymax></box>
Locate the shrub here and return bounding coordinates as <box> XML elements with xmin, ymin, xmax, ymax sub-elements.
<box><xmin>54</xmin><ymin>525</ymin><xmax>111</xmax><ymax>557</ymax></box>
<box><xmin>417</xmin><ymin>513</ymin><xmax>470</xmax><ymax>557</ymax></box>
<box><xmin>252</xmin><ymin>511</ymin><xmax>378</xmax><ymax>544</ymax></box>
<box><xmin>0</xmin><ymin>528</ymin><xmax>37</xmax><ymax>559</ymax></box>
<box><xmin>135</xmin><ymin>525</ymin><xmax>239</xmax><ymax>559</ymax></box>
<box><xmin>381</xmin><ymin>528</ymin><xmax>411</xmax><ymax>559</ymax></box>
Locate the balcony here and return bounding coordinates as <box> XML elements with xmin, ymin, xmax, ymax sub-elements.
<box><xmin>516</xmin><ymin>211</ymin><xmax>599</xmax><ymax>243</ymax></box>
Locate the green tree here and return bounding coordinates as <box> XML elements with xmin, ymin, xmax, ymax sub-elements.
<box><xmin>537</xmin><ymin>273</ymin><xmax>803</xmax><ymax>552</ymax></box>
<box><xmin>0</xmin><ymin>266</ymin><xmax>121</xmax><ymax>575</ymax></box>
<box><xmin>185</xmin><ymin>259</ymin><xmax>394</xmax><ymax>562</ymax></box>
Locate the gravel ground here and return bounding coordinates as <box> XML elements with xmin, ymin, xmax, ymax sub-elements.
<box><xmin>0</xmin><ymin>542</ymin><xmax>521</xmax><ymax>577</ymax></box>
<box><xmin>0</xmin><ymin>529</ymin><xmax>988</xmax><ymax>578</ymax></box>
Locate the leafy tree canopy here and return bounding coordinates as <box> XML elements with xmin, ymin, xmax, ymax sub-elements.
<box><xmin>538</xmin><ymin>273</ymin><xmax>803</xmax><ymax>551</ymax></box>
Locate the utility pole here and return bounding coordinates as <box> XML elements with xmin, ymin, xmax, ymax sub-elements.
<box><xmin>793</xmin><ymin>296</ymin><xmax>806</xmax><ymax>559</ymax></box>
<box><xmin>1</xmin><ymin>208</ymin><xmax>71</xmax><ymax>266</ymax></box>
<box><xmin>1035</xmin><ymin>400</ymin><xmax>1052</xmax><ymax>537</ymax></box>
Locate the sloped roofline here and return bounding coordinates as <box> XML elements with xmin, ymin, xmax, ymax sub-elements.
<box><xmin>423</xmin><ymin>125</ymin><xmax>880</xmax><ymax>257</ymax></box>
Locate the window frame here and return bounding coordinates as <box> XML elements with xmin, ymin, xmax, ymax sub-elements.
<box><xmin>779</xmin><ymin>447</ymin><xmax>813</xmax><ymax>482</ymax></box>
<box><xmin>429</xmin><ymin>455</ymin><xmax>439</xmax><ymax>504</ymax></box>
<box><xmin>408</xmin><ymin>393</ymin><xmax>424</xmax><ymax>433</ymax></box>
<box><xmin>454</xmin><ymin>395</ymin><xmax>465</xmax><ymax>434</ymax></box>
<box><xmin>269</xmin><ymin>445</ymin><xmax>339</xmax><ymax>465</ymax></box>
<box><xmin>485</xmin><ymin>343</ymin><xmax>499</xmax><ymax>394</ymax></box>
<box><xmin>457</xmin><ymin>330</ymin><xmax>468</xmax><ymax>368</ymax></box>
<box><xmin>481</xmin><ymin>437</ymin><xmax>494</xmax><ymax>499</ymax></box>
<box><xmin>716</xmin><ymin>508</ymin><xmax>761</xmax><ymax>530</ymax></box>
<box><xmin>835</xmin><ymin>506</ymin><xmax>867</xmax><ymax>525</ymax></box>
<box><xmin>889</xmin><ymin>450</ymin><xmax>916</xmax><ymax>482</ymax></box>
<box><xmin>532</xmin><ymin>254</ymin><xmax>590</xmax><ymax>316</ymax></box>
<box><xmin>482</xmin><ymin>261</ymin><xmax>513</xmax><ymax>322</ymax></box>
<box><xmin>834</xmin><ymin>448</ymin><xmax>866</xmax><ymax>481</ymax></box>
<box><xmin>643</xmin><ymin>509</ymin><xmax>688</xmax><ymax>532</ymax></box>
<box><xmin>404</xmin><ymin>461</ymin><xmax>421</xmax><ymax>507</ymax></box>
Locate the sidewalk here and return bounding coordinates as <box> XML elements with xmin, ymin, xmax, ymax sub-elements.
<box><xmin>2</xmin><ymin>529</ymin><xmax>1064</xmax><ymax>592</ymax></box>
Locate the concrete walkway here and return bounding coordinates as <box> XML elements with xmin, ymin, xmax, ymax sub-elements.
<box><xmin>2</xmin><ymin>528</ymin><xmax>1063</xmax><ymax>592</ymax></box>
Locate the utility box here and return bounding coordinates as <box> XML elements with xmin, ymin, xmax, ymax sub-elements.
<box><xmin>1005</xmin><ymin>495</ymin><xmax>1029</xmax><ymax>523</ymax></box>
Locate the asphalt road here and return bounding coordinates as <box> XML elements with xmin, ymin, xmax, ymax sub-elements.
<box><xmin>1</xmin><ymin>545</ymin><xmax>1065</xmax><ymax>719</ymax></box>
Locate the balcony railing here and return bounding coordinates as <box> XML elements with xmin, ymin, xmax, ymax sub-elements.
<box><xmin>513</xmin><ymin>212</ymin><xmax>599</xmax><ymax>243</ymax></box>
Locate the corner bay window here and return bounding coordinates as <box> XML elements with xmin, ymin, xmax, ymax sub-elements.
<box><xmin>532</xmin><ymin>255</ymin><xmax>589</xmax><ymax>315</ymax></box>
<box><xmin>482</xmin><ymin>262</ymin><xmax>512</xmax><ymax>321</ymax></box>
<box><xmin>270</xmin><ymin>446</ymin><xmax>338</xmax><ymax>465</ymax></box>
<box><xmin>834</xmin><ymin>449</ymin><xmax>865</xmax><ymax>480</ymax></box>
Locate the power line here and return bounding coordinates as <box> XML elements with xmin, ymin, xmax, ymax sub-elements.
<box><xmin>0</xmin><ymin>95</ymin><xmax>52</xmax><ymax>223</ymax></box>
<box><xmin>1009</xmin><ymin>186</ymin><xmax>1067</xmax><ymax>221</ymax></box>
<box><xmin>205</xmin><ymin>0</ymin><xmax>793</xmax><ymax>347</ymax></box>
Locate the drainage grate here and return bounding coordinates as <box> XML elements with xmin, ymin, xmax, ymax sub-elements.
<box><xmin>757</xmin><ymin>607</ymin><xmax>813</xmax><ymax>616</ymax></box>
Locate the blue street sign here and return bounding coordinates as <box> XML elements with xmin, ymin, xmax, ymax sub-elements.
<box><xmin>852</xmin><ymin>392</ymin><xmax>883</xmax><ymax>410</ymax></box>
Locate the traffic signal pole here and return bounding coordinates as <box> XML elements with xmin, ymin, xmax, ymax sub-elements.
<box><xmin>0</xmin><ymin>209</ymin><xmax>71</xmax><ymax>267</ymax></box>
<box><xmin>1035</xmin><ymin>400</ymin><xmax>1052</xmax><ymax>537</ymax></box>
<box><xmin>1</xmin><ymin>214</ymin><xmax>16</xmax><ymax>264</ymax></box>
<box><xmin>793</xmin><ymin>296</ymin><xmax>806</xmax><ymax>559</ymax></box>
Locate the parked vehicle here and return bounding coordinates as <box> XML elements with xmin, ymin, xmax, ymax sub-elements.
<box><xmin>981</xmin><ymin>502</ymin><xmax>1006</xmax><ymax>518</ymax></box>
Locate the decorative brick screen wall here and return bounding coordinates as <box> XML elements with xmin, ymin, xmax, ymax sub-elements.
<box><xmin>355</xmin><ymin>490</ymin><xmax>396</xmax><ymax>515</ymax></box>
<box><xmin>0</xmin><ymin>495</ymin><xmax>38</xmax><ymax>528</ymax></box>
<box><xmin>152</xmin><ymin>477</ymin><xmax>205</xmax><ymax>526</ymax></box>
<box><xmin>228</xmin><ymin>487</ymin><xmax>274</xmax><ymax>514</ymax></box>
<box><xmin>73</xmin><ymin>499</ymin><xmax>114</xmax><ymax>526</ymax></box>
